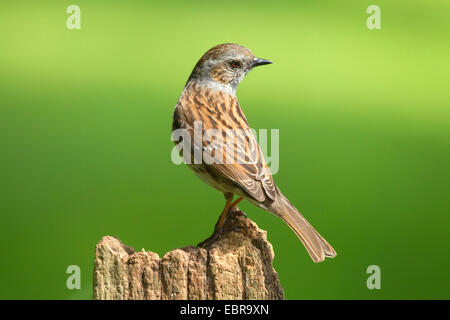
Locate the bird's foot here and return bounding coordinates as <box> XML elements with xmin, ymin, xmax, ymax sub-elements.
<box><xmin>197</xmin><ymin>208</ymin><xmax>231</xmax><ymax>248</ymax></box>
<box><xmin>196</xmin><ymin>207</ymin><xmax>248</xmax><ymax>249</ymax></box>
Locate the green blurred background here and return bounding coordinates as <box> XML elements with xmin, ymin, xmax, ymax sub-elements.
<box><xmin>0</xmin><ymin>0</ymin><xmax>449</xmax><ymax>299</ymax></box>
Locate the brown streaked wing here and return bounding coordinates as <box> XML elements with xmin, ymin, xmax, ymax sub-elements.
<box><xmin>185</xmin><ymin>85</ymin><xmax>277</xmax><ymax>203</ymax></box>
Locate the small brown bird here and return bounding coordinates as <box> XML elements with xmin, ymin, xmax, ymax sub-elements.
<box><xmin>172</xmin><ymin>43</ymin><xmax>336</xmax><ymax>262</ymax></box>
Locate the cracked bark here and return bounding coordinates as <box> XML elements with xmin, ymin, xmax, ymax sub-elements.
<box><xmin>93</xmin><ymin>209</ymin><xmax>285</xmax><ymax>300</ymax></box>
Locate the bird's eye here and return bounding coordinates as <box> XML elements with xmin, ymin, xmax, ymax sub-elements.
<box><xmin>230</xmin><ymin>60</ymin><xmax>241</xmax><ymax>68</ymax></box>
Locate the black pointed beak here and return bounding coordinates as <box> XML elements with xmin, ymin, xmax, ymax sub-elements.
<box><xmin>250</xmin><ymin>57</ymin><xmax>273</xmax><ymax>68</ymax></box>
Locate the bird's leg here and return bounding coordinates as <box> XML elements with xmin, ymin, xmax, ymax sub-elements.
<box><xmin>214</xmin><ymin>193</ymin><xmax>234</xmax><ymax>233</ymax></box>
<box><xmin>229</xmin><ymin>197</ymin><xmax>243</xmax><ymax>212</ymax></box>
<box><xmin>228</xmin><ymin>197</ymin><xmax>246</xmax><ymax>232</ymax></box>
<box><xmin>198</xmin><ymin>193</ymin><xmax>234</xmax><ymax>248</ymax></box>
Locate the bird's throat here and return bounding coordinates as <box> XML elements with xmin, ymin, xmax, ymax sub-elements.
<box><xmin>187</xmin><ymin>78</ymin><xmax>237</xmax><ymax>96</ymax></box>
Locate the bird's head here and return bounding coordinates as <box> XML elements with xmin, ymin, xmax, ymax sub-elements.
<box><xmin>187</xmin><ymin>43</ymin><xmax>272</xmax><ymax>94</ymax></box>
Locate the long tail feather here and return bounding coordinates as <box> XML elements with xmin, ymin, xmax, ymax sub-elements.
<box><xmin>270</xmin><ymin>193</ymin><xmax>336</xmax><ymax>263</ymax></box>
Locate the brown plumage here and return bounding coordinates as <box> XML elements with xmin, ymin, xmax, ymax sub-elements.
<box><xmin>172</xmin><ymin>43</ymin><xmax>336</xmax><ymax>263</ymax></box>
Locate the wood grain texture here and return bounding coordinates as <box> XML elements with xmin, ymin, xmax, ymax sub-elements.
<box><xmin>93</xmin><ymin>210</ymin><xmax>284</xmax><ymax>300</ymax></box>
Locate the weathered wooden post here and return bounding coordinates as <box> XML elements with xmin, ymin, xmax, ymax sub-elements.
<box><xmin>93</xmin><ymin>209</ymin><xmax>284</xmax><ymax>300</ymax></box>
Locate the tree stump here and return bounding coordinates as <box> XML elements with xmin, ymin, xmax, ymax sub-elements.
<box><xmin>93</xmin><ymin>209</ymin><xmax>285</xmax><ymax>300</ymax></box>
